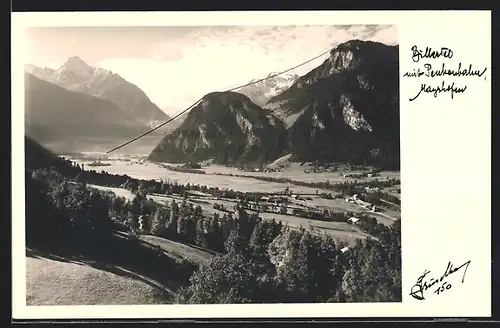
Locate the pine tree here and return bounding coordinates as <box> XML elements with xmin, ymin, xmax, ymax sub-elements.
<box><xmin>185</xmin><ymin>215</ymin><xmax>197</xmax><ymax>244</ymax></box>
<box><xmin>128</xmin><ymin>212</ymin><xmax>139</xmax><ymax>235</ymax></box>
<box><xmin>150</xmin><ymin>207</ymin><xmax>167</xmax><ymax>236</ymax></box>
<box><xmin>177</xmin><ymin>215</ymin><xmax>187</xmax><ymax>241</ymax></box>
<box><xmin>194</xmin><ymin>205</ymin><xmax>203</xmax><ymax>219</ymax></box>
<box><xmin>293</xmin><ymin>231</ymin><xmax>312</xmax><ymax>300</ymax></box>
<box><xmin>195</xmin><ymin>218</ymin><xmax>206</xmax><ymax>247</ymax></box>
<box><xmin>166</xmin><ymin>200</ymin><xmax>179</xmax><ymax>236</ymax></box>
<box><xmin>224</xmin><ymin>229</ymin><xmax>245</xmax><ymax>255</ymax></box>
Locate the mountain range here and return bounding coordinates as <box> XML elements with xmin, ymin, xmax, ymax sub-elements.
<box><xmin>24</xmin><ymin>57</ymin><xmax>177</xmax><ymax>153</ymax></box>
<box><xmin>25</xmin><ymin>72</ymin><xmax>152</xmax><ymax>147</ymax></box>
<box><xmin>25</xmin><ymin>39</ymin><xmax>400</xmax><ymax>168</ymax></box>
<box><xmin>149</xmin><ymin>39</ymin><xmax>400</xmax><ymax>169</ymax></box>
<box><xmin>26</xmin><ymin>57</ymin><xmax>170</xmax><ymax>128</ymax></box>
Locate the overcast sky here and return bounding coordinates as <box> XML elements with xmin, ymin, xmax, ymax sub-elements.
<box><xmin>25</xmin><ymin>25</ymin><xmax>397</xmax><ymax>115</ymax></box>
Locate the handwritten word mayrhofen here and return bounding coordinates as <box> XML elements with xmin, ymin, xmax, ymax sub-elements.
<box><xmin>409</xmin><ymin>81</ymin><xmax>467</xmax><ymax>101</ymax></box>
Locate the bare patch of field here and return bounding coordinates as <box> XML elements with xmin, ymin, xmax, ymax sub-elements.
<box><xmin>88</xmin><ymin>184</ymin><xmax>135</xmax><ymax>201</ymax></box>
<box><xmin>26</xmin><ymin>252</ymin><xmax>173</xmax><ymax>306</ymax></box>
<box><xmin>255</xmin><ymin>212</ymin><xmax>371</xmax><ymax>246</ymax></box>
<box><xmin>307</xmin><ymin>197</ymin><xmax>400</xmax><ymax>226</ymax></box>
<box><xmin>203</xmin><ymin>163</ymin><xmax>400</xmax><ymax>185</ymax></box>
<box><xmin>71</xmin><ymin>160</ymin><xmax>330</xmax><ymax>193</ymax></box>
<box><xmin>307</xmin><ymin>197</ymin><xmax>364</xmax><ymax>213</ymax></box>
<box><xmin>140</xmin><ymin>235</ymin><xmax>214</xmax><ymax>265</ymax></box>
<box><xmin>148</xmin><ymin>194</ymin><xmax>230</xmax><ymax>217</ymax></box>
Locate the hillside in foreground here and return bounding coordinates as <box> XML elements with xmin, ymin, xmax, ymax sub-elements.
<box><xmin>27</xmin><ymin>250</ymin><xmax>173</xmax><ymax>305</ymax></box>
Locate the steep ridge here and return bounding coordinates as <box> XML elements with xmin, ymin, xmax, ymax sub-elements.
<box><xmin>148</xmin><ymin>91</ymin><xmax>286</xmax><ymax>165</ymax></box>
<box><xmin>264</xmin><ymin>39</ymin><xmax>400</xmax><ymax>169</ymax></box>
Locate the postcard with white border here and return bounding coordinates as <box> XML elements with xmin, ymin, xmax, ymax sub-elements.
<box><xmin>11</xmin><ymin>10</ymin><xmax>491</xmax><ymax>320</ymax></box>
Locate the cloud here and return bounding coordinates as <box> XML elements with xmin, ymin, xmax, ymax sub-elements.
<box><xmin>44</xmin><ymin>61</ymin><xmax>61</xmax><ymax>69</ymax></box>
<box><xmin>95</xmin><ymin>25</ymin><xmax>397</xmax><ymax>115</ymax></box>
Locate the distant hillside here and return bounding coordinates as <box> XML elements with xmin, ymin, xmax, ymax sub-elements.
<box><xmin>148</xmin><ymin>91</ymin><xmax>286</xmax><ymax>165</ymax></box>
<box><xmin>264</xmin><ymin>39</ymin><xmax>400</xmax><ymax>169</ymax></box>
<box><xmin>26</xmin><ymin>57</ymin><xmax>171</xmax><ymax>129</ymax></box>
<box><xmin>161</xmin><ymin>111</ymin><xmax>190</xmax><ymax>134</ymax></box>
<box><xmin>25</xmin><ymin>135</ymin><xmax>58</xmax><ymax>170</ymax></box>
<box><xmin>24</xmin><ymin>72</ymin><xmax>155</xmax><ymax>153</ymax></box>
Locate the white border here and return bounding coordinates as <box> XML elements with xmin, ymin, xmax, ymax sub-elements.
<box><xmin>12</xmin><ymin>10</ymin><xmax>492</xmax><ymax>319</ymax></box>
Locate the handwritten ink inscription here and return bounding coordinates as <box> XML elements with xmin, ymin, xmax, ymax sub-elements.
<box><xmin>403</xmin><ymin>45</ymin><xmax>488</xmax><ymax>102</ymax></box>
<box><xmin>409</xmin><ymin>260</ymin><xmax>471</xmax><ymax>300</ymax></box>
<box><xmin>411</xmin><ymin>46</ymin><xmax>454</xmax><ymax>63</ymax></box>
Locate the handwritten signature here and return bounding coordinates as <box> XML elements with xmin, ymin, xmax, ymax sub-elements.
<box><xmin>410</xmin><ymin>260</ymin><xmax>471</xmax><ymax>300</ymax></box>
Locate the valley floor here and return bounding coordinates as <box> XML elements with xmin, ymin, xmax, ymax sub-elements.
<box><xmin>27</xmin><ymin>156</ymin><xmax>401</xmax><ymax>305</ymax></box>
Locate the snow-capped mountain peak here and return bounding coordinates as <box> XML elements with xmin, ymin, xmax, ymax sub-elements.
<box><xmin>58</xmin><ymin>56</ymin><xmax>94</xmax><ymax>77</ymax></box>
<box><xmin>238</xmin><ymin>72</ymin><xmax>300</xmax><ymax>107</ymax></box>
<box><xmin>25</xmin><ymin>56</ymin><xmax>170</xmax><ymax>126</ymax></box>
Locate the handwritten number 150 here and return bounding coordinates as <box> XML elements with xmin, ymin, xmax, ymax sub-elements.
<box><xmin>434</xmin><ymin>282</ymin><xmax>452</xmax><ymax>295</ymax></box>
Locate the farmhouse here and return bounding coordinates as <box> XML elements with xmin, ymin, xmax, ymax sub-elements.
<box><xmin>341</xmin><ymin>247</ymin><xmax>349</xmax><ymax>253</ymax></box>
<box><xmin>348</xmin><ymin>217</ymin><xmax>360</xmax><ymax>224</ymax></box>
<box><xmin>356</xmin><ymin>199</ymin><xmax>371</xmax><ymax>208</ymax></box>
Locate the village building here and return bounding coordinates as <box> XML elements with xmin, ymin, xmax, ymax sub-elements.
<box><xmin>348</xmin><ymin>217</ymin><xmax>360</xmax><ymax>224</ymax></box>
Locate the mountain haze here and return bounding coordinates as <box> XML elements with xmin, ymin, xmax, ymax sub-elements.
<box><xmin>25</xmin><ymin>57</ymin><xmax>171</xmax><ymax>128</ymax></box>
<box><xmin>25</xmin><ymin>72</ymin><xmax>151</xmax><ymax>152</ymax></box>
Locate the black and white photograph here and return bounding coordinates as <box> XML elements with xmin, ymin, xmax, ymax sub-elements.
<box><xmin>24</xmin><ymin>24</ymin><xmax>402</xmax><ymax>306</ymax></box>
